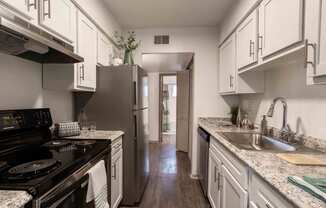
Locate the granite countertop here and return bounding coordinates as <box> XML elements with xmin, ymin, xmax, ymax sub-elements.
<box><xmin>198</xmin><ymin>117</ymin><xmax>326</xmax><ymax>208</ymax></box>
<box><xmin>0</xmin><ymin>190</ymin><xmax>32</xmax><ymax>208</ymax></box>
<box><xmin>64</xmin><ymin>130</ymin><xmax>124</xmax><ymax>142</ymax></box>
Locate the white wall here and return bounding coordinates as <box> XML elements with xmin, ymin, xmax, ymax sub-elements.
<box><xmin>132</xmin><ymin>27</ymin><xmax>237</xmax><ymax>176</ymax></box>
<box><xmin>240</xmin><ymin>62</ymin><xmax>326</xmax><ymax>140</ymax></box>
<box><xmin>0</xmin><ymin>54</ymin><xmax>73</xmax><ymax>123</ymax></box>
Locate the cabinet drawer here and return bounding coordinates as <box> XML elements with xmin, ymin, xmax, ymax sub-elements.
<box><xmin>111</xmin><ymin>137</ymin><xmax>122</xmax><ymax>155</ymax></box>
<box><xmin>250</xmin><ymin>173</ymin><xmax>294</xmax><ymax>208</ymax></box>
<box><xmin>210</xmin><ymin>136</ymin><xmax>249</xmax><ymax>190</ymax></box>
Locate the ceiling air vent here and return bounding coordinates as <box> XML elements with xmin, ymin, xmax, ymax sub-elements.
<box><xmin>154</xmin><ymin>35</ymin><xmax>169</xmax><ymax>45</ymax></box>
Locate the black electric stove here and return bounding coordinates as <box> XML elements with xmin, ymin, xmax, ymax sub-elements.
<box><xmin>0</xmin><ymin>109</ymin><xmax>110</xmax><ymax>207</ymax></box>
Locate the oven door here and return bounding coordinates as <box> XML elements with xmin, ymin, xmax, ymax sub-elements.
<box><xmin>39</xmin><ymin>174</ymin><xmax>89</xmax><ymax>208</ymax></box>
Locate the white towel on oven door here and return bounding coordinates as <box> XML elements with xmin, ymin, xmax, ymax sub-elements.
<box><xmin>86</xmin><ymin>160</ymin><xmax>110</xmax><ymax>208</ymax></box>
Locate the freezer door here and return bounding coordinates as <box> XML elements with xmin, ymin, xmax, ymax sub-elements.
<box><xmin>133</xmin><ymin>108</ymin><xmax>149</xmax><ymax>202</ymax></box>
<box><xmin>133</xmin><ymin>66</ymin><xmax>149</xmax><ymax>110</ymax></box>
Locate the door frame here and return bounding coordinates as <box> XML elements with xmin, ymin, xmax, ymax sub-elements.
<box><xmin>159</xmin><ymin>73</ymin><xmax>177</xmax><ymax>143</ymax></box>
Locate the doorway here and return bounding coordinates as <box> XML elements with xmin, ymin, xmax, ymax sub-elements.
<box><xmin>159</xmin><ymin>70</ymin><xmax>191</xmax><ymax>152</ymax></box>
<box><xmin>159</xmin><ymin>74</ymin><xmax>177</xmax><ymax>145</ymax></box>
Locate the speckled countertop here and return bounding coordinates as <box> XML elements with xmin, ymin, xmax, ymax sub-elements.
<box><xmin>198</xmin><ymin>117</ymin><xmax>326</xmax><ymax>208</ymax></box>
<box><xmin>0</xmin><ymin>190</ymin><xmax>32</xmax><ymax>208</ymax></box>
<box><xmin>63</xmin><ymin>130</ymin><xmax>124</xmax><ymax>142</ymax></box>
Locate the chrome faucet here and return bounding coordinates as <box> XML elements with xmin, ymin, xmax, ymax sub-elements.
<box><xmin>267</xmin><ymin>97</ymin><xmax>295</xmax><ymax>143</ymax></box>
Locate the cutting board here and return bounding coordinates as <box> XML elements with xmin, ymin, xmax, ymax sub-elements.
<box><xmin>276</xmin><ymin>153</ymin><xmax>326</xmax><ymax>166</ymax></box>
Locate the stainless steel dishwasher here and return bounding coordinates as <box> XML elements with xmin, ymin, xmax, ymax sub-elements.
<box><xmin>198</xmin><ymin>127</ymin><xmax>210</xmax><ymax>197</ymax></box>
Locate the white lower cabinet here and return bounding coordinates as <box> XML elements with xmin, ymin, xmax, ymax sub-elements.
<box><xmin>209</xmin><ymin>139</ymin><xmax>248</xmax><ymax>208</ymax></box>
<box><xmin>208</xmin><ymin>136</ymin><xmax>294</xmax><ymax>208</ymax></box>
<box><xmin>208</xmin><ymin>149</ymin><xmax>222</xmax><ymax>208</ymax></box>
<box><xmin>111</xmin><ymin>138</ymin><xmax>123</xmax><ymax>208</ymax></box>
<box><xmin>249</xmin><ymin>173</ymin><xmax>294</xmax><ymax>208</ymax></box>
<box><xmin>221</xmin><ymin>165</ymin><xmax>248</xmax><ymax>208</ymax></box>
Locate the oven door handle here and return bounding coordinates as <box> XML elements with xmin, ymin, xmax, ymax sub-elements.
<box><xmin>40</xmin><ymin>174</ymin><xmax>89</xmax><ymax>208</ymax></box>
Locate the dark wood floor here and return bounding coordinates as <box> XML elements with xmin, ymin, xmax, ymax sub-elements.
<box><xmin>121</xmin><ymin>141</ymin><xmax>210</xmax><ymax>208</ymax></box>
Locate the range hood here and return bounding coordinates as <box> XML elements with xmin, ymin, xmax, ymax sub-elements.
<box><xmin>0</xmin><ymin>7</ymin><xmax>83</xmax><ymax>64</ymax></box>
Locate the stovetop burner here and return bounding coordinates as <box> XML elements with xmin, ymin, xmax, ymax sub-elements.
<box><xmin>43</xmin><ymin>140</ymin><xmax>71</xmax><ymax>148</ymax></box>
<box><xmin>6</xmin><ymin>159</ymin><xmax>61</xmax><ymax>181</ymax></box>
<box><xmin>73</xmin><ymin>140</ymin><xmax>96</xmax><ymax>146</ymax></box>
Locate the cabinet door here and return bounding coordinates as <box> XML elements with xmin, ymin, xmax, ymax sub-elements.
<box><xmin>259</xmin><ymin>0</ymin><xmax>303</xmax><ymax>58</ymax></box>
<box><xmin>219</xmin><ymin>33</ymin><xmax>236</xmax><ymax>93</ymax></box>
<box><xmin>250</xmin><ymin>173</ymin><xmax>294</xmax><ymax>208</ymax></box>
<box><xmin>221</xmin><ymin>165</ymin><xmax>248</xmax><ymax>208</ymax></box>
<box><xmin>39</xmin><ymin>0</ymin><xmax>76</xmax><ymax>42</ymax></box>
<box><xmin>208</xmin><ymin>150</ymin><xmax>222</xmax><ymax>208</ymax></box>
<box><xmin>236</xmin><ymin>9</ymin><xmax>258</xmax><ymax>70</ymax></box>
<box><xmin>0</xmin><ymin>0</ymin><xmax>38</xmax><ymax>22</ymax></box>
<box><xmin>111</xmin><ymin>150</ymin><xmax>123</xmax><ymax>208</ymax></box>
<box><xmin>305</xmin><ymin>0</ymin><xmax>326</xmax><ymax>78</ymax></box>
<box><xmin>97</xmin><ymin>32</ymin><xmax>113</xmax><ymax>66</ymax></box>
<box><xmin>77</xmin><ymin>11</ymin><xmax>97</xmax><ymax>90</ymax></box>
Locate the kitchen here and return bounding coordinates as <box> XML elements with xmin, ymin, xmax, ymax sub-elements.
<box><xmin>0</xmin><ymin>0</ymin><xmax>325</xmax><ymax>208</ymax></box>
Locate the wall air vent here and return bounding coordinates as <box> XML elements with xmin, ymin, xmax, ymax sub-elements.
<box><xmin>154</xmin><ymin>35</ymin><xmax>169</xmax><ymax>45</ymax></box>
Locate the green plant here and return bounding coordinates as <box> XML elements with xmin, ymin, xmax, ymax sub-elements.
<box><xmin>114</xmin><ymin>31</ymin><xmax>140</xmax><ymax>65</ymax></box>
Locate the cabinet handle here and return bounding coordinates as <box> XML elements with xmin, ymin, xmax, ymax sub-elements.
<box><xmin>217</xmin><ymin>172</ymin><xmax>221</xmax><ymax>190</ymax></box>
<box><xmin>258</xmin><ymin>35</ymin><xmax>263</xmax><ymax>56</ymax></box>
<box><xmin>305</xmin><ymin>39</ymin><xmax>317</xmax><ymax>74</ymax></box>
<box><xmin>265</xmin><ymin>203</ymin><xmax>272</xmax><ymax>208</ymax></box>
<box><xmin>249</xmin><ymin>40</ymin><xmax>254</xmax><ymax>57</ymax></box>
<box><xmin>43</xmin><ymin>0</ymin><xmax>51</xmax><ymax>19</ymax></box>
<box><xmin>80</xmin><ymin>64</ymin><xmax>85</xmax><ymax>81</ymax></box>
<box><xmin>27</xmin><ymin>0</ymin><xmax>37</xmax><ymax>11</ymax></box>
<box><xmin>214</xmin><ymin>166</ymin><xmax>217</xmax><ymax>182</ymax></box>
<box><xmin>229</xmin><ymin>75</ymin><xmax>234</xmax><ymax>89</ymax></box>
<box><xmin>112</xmin><ymin>164</ymin><xmax>116</xmax><ymax>179</ymax></box>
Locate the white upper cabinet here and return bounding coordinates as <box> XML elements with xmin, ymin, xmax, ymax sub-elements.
<box><xmin>97</xmin><ymin>32</ymin><xmax>113</xmax><ymax>67</ymax></box>
<box><xmin>259</xmin><ymin>0</ymin><xmax>303</xmax><ymax>59</ymax></box>
<box><xmin>39</xmin><ymin>0</ymin><xmax>76</xmax><ymax>43</ymax></box>
<box><xmin>219</xmin><ymin>33</ymin><xmax>236</xmax><ymax>94</ymax></box>
<box><xmin>219</xmin><ymin>33</ymin><xmax>264</xmax><ymax>95</ymax></box>
<box><xmin>236</xmin><ymin>9</ymin><xmax>258</xmax><ymax>70</ymax></box>
<box><xmin>77</xmin><ymin>11</ymin><xmax>97</xmax><ymax>90</ymax></box>
<box><xmin>305</xmin><ymin>0</ymin><xmax>326</xmax><ymax>84</ymax></box>
<box><xmin>0</xmin><ymin>0</ymin><xmax>38</xmax><ymax>23</ymax></box>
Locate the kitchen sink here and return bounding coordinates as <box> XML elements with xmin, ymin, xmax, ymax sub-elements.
<box><xmin>220</xmin><ymin>132</ymin><xmax>297</xmax><ymax>152</ymax></box>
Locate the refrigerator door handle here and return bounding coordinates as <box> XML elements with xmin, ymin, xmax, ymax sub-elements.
<box><xmin>134</xmin><ymin>115</ymin><xmax>138</xmax><ymax>139</ymax></box>
<box><xmin>133</xmin><ymin>81</ymin><xmax>137</xmax><ymax>106</ymax></box>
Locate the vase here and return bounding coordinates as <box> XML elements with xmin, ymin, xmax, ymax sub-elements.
<box><xmin>123</xmin><ymin>50</ymin><xmax>134</xmax><ymax>65</ymax></box>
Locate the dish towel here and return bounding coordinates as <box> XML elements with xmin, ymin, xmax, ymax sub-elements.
<box><xmin>288</xmin><ymin>176</ymin><xmax>326</xmax><ymax>203</ymax></box>
<box><xmin>86</xmin><ymin>160</ymin><xmax>110</xmax><ymax>208</ymax></box>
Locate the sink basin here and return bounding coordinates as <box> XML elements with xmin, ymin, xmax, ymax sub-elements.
<box><xmin>220</xmin><ymin>132</ymin><xmax>297</xmax><ymax>152</ymax></box>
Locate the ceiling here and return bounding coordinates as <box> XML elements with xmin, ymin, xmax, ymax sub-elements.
<box><xmin>104</xmin><ymin>0</ymin><xmax>236</xmax><ymax>28</ymax></box>
<box><xmin>142</xmin><ymin>53</ymin><xmax>193</xmax><ymax>72</ymax></box>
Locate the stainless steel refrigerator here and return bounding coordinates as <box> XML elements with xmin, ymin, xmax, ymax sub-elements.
<box><xmin>74</xmin><ymin>65</ymin><xmax>149</xmax><ymax>206</ymax></box>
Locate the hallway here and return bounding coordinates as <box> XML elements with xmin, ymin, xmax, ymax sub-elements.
<box><xmin>122</xmin><ymin>142</ymin><xmax>210</xmax><ymax>208</ymax></box>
